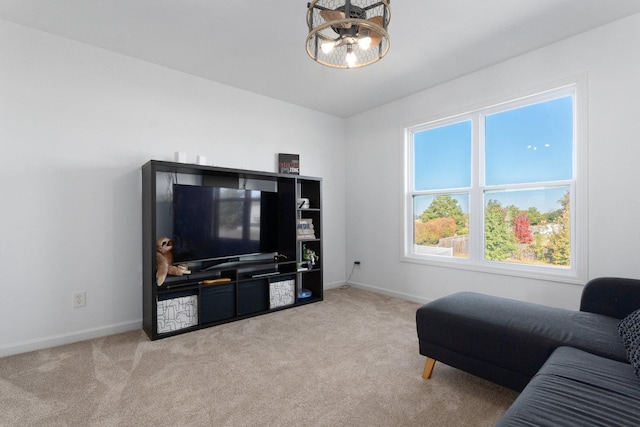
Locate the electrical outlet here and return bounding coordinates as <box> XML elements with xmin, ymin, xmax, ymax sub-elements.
<box><xmin>73</xmin><ymin>291</ymin><xmax>86</xmax><ymax>308</ymax></box>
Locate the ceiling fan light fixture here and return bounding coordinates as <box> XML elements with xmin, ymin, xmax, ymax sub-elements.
<box><xmin>306</xmin><ymin>0</ymin><xmax>391</xmax><ymax>69</ymax></box>
<box><xmin>321</xmin><ymin>40</ymin><xmax>336</xmax><ymax>54</ymax></box>
<box><xmin>358</xmin><ymin>35</ymin><xmax>372</xmax><ymax>50</ymax></box>
<box><xmin>346</xmin><ymin>45</ymin><xmax>357</xmax><ymax>67</ymax></box>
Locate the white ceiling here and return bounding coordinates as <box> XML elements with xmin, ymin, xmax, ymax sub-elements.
<box><xmin>2</xmin><ymin>0</ymin><xmax>640</xmax><ymax>117</ymax></box>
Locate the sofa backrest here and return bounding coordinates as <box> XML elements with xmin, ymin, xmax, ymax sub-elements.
<box><xmin>580</xmin><ymin>277</ymin><xmax>640</xmax><ymax>319</ymax></box>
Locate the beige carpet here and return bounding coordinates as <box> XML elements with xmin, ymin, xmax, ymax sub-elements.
<box><xmin>0</xmin><ymin>287</ymin><xmax>518</xmax><ymax>426</ymax></box>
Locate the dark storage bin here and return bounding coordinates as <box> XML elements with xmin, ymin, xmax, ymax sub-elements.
<box><xmin>201</xmin><ymin>284</ymin><xmax>236</xmax><ymax>324</ymax></box>
<box><xmin>238</xmin><ymin>279</ymin><xmax>269</xmax><ymax>315</ymax></box>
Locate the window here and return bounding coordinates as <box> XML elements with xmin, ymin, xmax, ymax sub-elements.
<box><xmin>404</xmin><ymin>84</ymin><xmax>585</xmax><ymax>281</ymax></box>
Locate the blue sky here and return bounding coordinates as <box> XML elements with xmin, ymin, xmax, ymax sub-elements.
<box><xmin>485</xmin><ymin>96</ymin><xmax>573</xmax><ymax>185</ymax></box>
<box><xmin>413</xmin><ymin>95</ymin><xmax>573</xmax><ymax>215</ymax></box>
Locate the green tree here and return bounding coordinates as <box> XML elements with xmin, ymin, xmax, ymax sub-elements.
<box><xmin>505</xmin><ymin>205</ymin><xmax>520</xmax><ymax>226</ymax></box>
<box><xmin>484</xmin><ymin>200</ymin><xmax>518</xmax><ymax>261</ymax></box>
<box><xmin>420</xmin><ymin>195</ymin><xmax>468</xmax><ymax>234</ymax></box>
<box><xmin>546</xmin><ymin>192</ymin><xmax>571</xmax><ymax>266</ymax></box>
<box><xmin>531</xmin><ymin>233</ymin><xmax>548</xmax><ymax>261</ymax></box>
<box><xmin>544</xmin><ymin>209</ymin><xmax>562</xmax><ymax>224</ymax></box>
<box><xmin>526</xmin><ymin>207</ymin><xmax>543</xmax><ymax>225</ymax></box>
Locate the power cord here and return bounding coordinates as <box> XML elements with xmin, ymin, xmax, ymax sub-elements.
<box><xmin>340</xmin><ymin>263</ymin><xmax>357</xmax><ymax>290</ymax></box>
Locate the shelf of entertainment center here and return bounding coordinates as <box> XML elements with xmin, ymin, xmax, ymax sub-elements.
<box><xmin>158</xmin><ymin>260</ymin><xmax>298</xmax><ymax>287</ymax></box>
<box><xmin>154</xmin><ymin>265</ymin><xmax>318</xmax><ymax>338</ymax></box>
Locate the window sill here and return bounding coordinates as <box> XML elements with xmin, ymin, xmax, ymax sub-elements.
<box><xmin>401</xmin><ymin>253</ymin><xmax>585</xmax><ymax>285</ymax></box>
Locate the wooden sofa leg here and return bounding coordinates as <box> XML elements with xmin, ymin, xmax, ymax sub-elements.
<box><xmin>422</xmin><ymin>357</ymin><xmax>436</xmax><ymax>379</ymax></box>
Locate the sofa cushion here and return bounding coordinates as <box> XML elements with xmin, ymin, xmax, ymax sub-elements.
<box><xmin>497</xmin><ymin>346</ymin><xmax>640</xmax><ymax>427</ymax></box>
<box><xmin>618</xmin><ymin>308</ymin><xmax>640</xmax><ymax>379</ymax></box>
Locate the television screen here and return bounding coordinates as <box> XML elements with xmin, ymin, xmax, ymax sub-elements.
<box><xmin>172</xmin><ymin>184</ymin><xmax>278</xmax><ymax>264</ymax></box>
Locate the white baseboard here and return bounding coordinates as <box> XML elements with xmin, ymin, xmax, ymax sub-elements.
<box><xmin>337</xmin><ymin>280</ymin><xmax>432</xmax><ymax>305</ymax></box>
<box><xmin>324</xmin><ymin>280</ymin><xmax>348</xmax><ymax>290</ymax></box>
<box><xmin>0</xmin><ymin>320</ymin><xmax>142</xmax><ymax>358</ymax></box>
<box><xmin>2</xmin><ymin>282</ymin><xmax>429</xmax><ymax>358</ymax></box>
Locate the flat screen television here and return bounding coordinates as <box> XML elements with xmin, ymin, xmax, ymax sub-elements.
<box><xmin>172</xmin><ymin>184</ymin><xmax>278</xmax><ymax>266</ymax></box>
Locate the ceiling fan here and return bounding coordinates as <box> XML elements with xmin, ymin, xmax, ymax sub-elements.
<box><xmin>306</xmin><ymin>0</ymin><xmax>391</xmax><ymax>69</ymax></box>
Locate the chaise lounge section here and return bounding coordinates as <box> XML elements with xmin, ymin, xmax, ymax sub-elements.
<box><xmin>416</xmin><ymin>277</ymin><xmax>640</xmax><ymax>425</ymax></box>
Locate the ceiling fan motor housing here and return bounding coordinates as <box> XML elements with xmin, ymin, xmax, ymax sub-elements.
<box><xmin>333</xmin><ymin>5</ymin><xmax>365</xmax><ymax>36</ymax></box>
<box><xmin>337</xmin><ymin>5</ymin><xmax>367</xmax><ymax>19</ymax></box>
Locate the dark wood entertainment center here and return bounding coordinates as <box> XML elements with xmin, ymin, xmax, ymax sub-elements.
<box><xmin>142</xmin><ymin>160</ymin><xmax>323</xmax><ymax>340</ymax></box>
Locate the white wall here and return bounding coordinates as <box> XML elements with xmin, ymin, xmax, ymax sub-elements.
<box><xmin>345</xmin><ymin>13</ymin><xmax>640</xmax><ymax>308</ymax></box>
<box><xmin>0</xmin><ymin>20</ymin><xmax>346</xmax><ymax>357</ymax></box>
<box><xmin>5</xmin><ymin>13</ymin><xmax>640</xmax><ymax>358</ymax></box>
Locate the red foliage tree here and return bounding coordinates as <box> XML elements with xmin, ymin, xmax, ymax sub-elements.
<box><xmin>513</xmin><ymin>212</ymin><xmax>533</xmax><ymax>244</ymax></box>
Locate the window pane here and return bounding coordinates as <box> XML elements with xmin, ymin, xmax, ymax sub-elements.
<box><xmin>484</xmin><ymin>187</ymin><xmax>570</xmax><ymax>267</ymax></box>
<box><xmin>414</xmin><ymin>121</ymin><xmax>472</xmax><ymax>191</ymax></box>
<box><xmin>485</xmin><ymin>96</ymin><xmax>573</xmax><ymax>185</ymax></box>
<box><xmin>413</xmin><ymin>194</ymin><xmax>469</xmax><ymax>258</ymax></box>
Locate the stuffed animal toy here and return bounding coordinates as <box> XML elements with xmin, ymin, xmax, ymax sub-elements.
<box><xmin>156</xmin><ymin>236</ymin><xmax>191</xmax><ymax>286</ymax></box>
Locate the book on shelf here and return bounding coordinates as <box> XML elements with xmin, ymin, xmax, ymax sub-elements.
<box><xmin>296</xmin><ymin>218</ymin><xmax>316</xmax><ymax>240</ymax></box>
<box><xmin>278</xmin><ymin>153</ymin><xmax>300</xmax><ymax>175</ymax></box>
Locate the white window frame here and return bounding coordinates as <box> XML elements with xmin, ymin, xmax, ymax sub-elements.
<box><xmin>402</xmin><ymin>81</ymin><xmax>587</xmax><ymax>284</ymax></box>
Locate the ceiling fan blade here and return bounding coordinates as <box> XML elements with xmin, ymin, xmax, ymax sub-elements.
<box><xmin>320</xmin><ymin>9</ymin><xmax>345</xmax><ymax>21</ymax></box>
<box><xmin>366</xmin><ymin>16</ymin><xmax>385</xmax><ymax>47</ymax></box>
<box><xmin>320</xmin><ymin>9</ymin><xmax>352</xmax><ymax>29</ymax></box>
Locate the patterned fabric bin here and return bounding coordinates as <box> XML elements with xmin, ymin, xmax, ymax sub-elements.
<box><xmin>269</xmin><ymin>278</ymin><xmax>295</xmax><ymax>309</ymax></box>
<box><xmin>157</xmin><ymin>294</ymin><xmax>198</xmax><ymax>333</ymax></box>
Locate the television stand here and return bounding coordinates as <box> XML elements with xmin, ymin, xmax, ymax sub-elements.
<box><xmin>141</xmin><ymin>160</ymin><xmax>323</xmax><ymax>340</ymax></box>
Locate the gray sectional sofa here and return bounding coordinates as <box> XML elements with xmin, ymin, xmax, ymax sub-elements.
<box><xmin>416</xmin><ymin>277</ymin><xmax>640</xmax><ymax>426</ymax></box>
